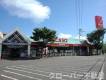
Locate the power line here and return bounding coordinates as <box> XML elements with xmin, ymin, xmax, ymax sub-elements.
<box><xmin>75</xmin><ymin>0</ymin><xmax>84</xmax><ymax>40</ymax></box>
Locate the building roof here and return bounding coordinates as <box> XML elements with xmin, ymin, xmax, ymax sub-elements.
<box><xmin>0</xmin><ymin>28</ymin><xmax>85</xmax><ymax>47</ymax></box>
<box><xmin>2</xmin><ymin>28</ymin><xmax>31</xmax><ymax>44</ymax></box>
<box><xmin>47</xmin><ymin>38</ymin><xmax>85</xmax><ymax>47</ymax></box>
<box><xmin>53</xmin><ymin>38</ymin><xmax>84</xmax><ymax>44</ymax></box>
<box><xmin>67</xmin><ymin>38</ymin><xmax>82</xmax><ymax>44</ymax></box>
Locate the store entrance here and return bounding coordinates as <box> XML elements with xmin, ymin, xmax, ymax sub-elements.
<box><xmin>9</xmin><ymin>48</ymin><xmax>20</xmax><ymax>58</ymax></box>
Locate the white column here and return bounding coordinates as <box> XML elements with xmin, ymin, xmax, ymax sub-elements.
<box><xmin>28</xmin><ymin>44</ymin><xmax>31</xmax><ymax>57</ymax></box>
<box><xmin>87</xmin><ymin>47</ymin><xmax>89</xmax><ymax>56</ymax></box>
<box><xmin>79</xmin><ymin>46</ymin><xmax>81</xmax><ymax>56</ymax></box>
<box><xmin>73</xmin><ymin>46</ymin><xmax>74</xmax><ymax>56</ymax></box>
<box><xmin>0</xmin><ymin>43</ymin><xmax>2</xmax><ymax>59</ymax></box>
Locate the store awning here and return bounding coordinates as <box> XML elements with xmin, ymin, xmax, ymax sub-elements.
<box><xmin>47</xmin><ymin>43</ymin><xmax>81</xmax><ymax>47</ymax></box>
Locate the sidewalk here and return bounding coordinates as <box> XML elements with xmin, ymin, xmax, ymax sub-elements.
<box><xmin>81</xmin><ymin>56</ymin><xmax>105</xmax><ymax>80</ymax></box>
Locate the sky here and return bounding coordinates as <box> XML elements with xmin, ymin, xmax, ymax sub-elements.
<box><xmin>0</xmin><ymin>0</ymin><xmax>106</xmax><ymax>40</ymax></box>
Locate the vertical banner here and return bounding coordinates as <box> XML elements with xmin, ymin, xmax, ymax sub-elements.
<box><xmin>95</xmin><ymin>16</ymin><xmax>103</xmax><ymax>30</ymax></box>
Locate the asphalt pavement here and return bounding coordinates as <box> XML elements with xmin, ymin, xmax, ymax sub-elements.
<box><xmin>0</xmin><ymin>55</ymin><xmax>105</xmax><ymax>80</ymax></box>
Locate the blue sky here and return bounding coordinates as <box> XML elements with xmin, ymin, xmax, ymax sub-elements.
<box><xmin>0</xmin><ymin>0</ymin><xmax>106</xmax><ymax>40</ymax></box>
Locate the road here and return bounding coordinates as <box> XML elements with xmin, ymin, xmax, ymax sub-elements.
<box><xmin>0</xmin><ymin>55</ymin><xmax>105</xmax><ymax>80</ymax></box>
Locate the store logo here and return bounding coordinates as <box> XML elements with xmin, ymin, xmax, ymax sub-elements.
<box><xmin>55</xmin><ymin>38</ymin><xmax>68</xmax><ymax>42</ymax></box>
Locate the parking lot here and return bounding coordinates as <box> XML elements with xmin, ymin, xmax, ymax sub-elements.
<box><xmin>0</xmin><ymin>56</ymin><xmax>105</xmax><ymax>80</ymax></box>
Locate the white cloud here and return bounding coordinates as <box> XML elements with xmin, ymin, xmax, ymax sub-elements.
<box><xmin>75</xmin><ymin>35</ymin><xmax>87</xmax><ymax>40</ymax></box>
<box><xmin>58</xmin><ymin>33</ymin><xmax>72</xmax><ymax>39</ymax></box>
<box><xmin>0</xmin><ymin>0</ymin><xmax>51</xmax><ymax>22</ymax></box>
<box><xmin>58</xmin><ymin>33</ymin><xmax>87</xmax><ymax>40</ymax></box>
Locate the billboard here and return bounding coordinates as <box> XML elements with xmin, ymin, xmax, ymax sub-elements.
<box><xmin>95</xmin><ymin>16</ymin><xmax>103</xmax><ymax>30</ymax></box>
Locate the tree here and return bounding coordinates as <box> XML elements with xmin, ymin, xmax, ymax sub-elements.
<box><xmin>31</xmin><ymin>27</ymin><xmax>57</xmax><ymax>43</ymax></box>
<box><xmin>87</xmin><ymin>29</ymin><xmax>106</xmax><ymax>55</ymax></box>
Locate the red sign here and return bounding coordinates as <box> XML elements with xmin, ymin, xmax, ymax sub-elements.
<box><xmin>55</xmin><ymin>38</ymin><xmax>68</xmax><ymax>42</ymax></box>
<box><xmin>95</xmin><ymin>16</ymin><xmax>103</xmax><ymax>30</ymax></box>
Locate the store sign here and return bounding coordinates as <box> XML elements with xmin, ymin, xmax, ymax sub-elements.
<box><xmin>95</xmin><ymin>16</ymin><xmax>103</xmax><ymax>30</ymax></box>
<box><xmin>7</xmin><ymin>45</ymin><xmax>23</xmax><ymax>48</ymax></box>
<box><xmin>55</xmin><ymin>38</ymin><xmax>68</xmax><ymax>43</ymax></box>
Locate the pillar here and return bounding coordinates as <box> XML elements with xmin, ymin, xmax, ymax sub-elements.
<box><xmin>79</xmin><ymin>46</ymin><xmax>82</xmax><ymax>56</ymax></box>
<box><xmin>28</xmin><ymin>44</ymin><xmax>31</xmax><ymax>58</ymax></box>
<box><xmin>73</xmin><ymin>46</ymin><xmax>74</xmax><ymax>56</ymax></box>
<box><xmin>87</xmin><ymin>47</ymin><xmax>89</xmax><ymax>56</ymax></box>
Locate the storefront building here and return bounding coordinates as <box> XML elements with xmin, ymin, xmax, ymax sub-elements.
<box><xmin>0</xmin><ymin>29</ymin><xmax>31</xmax><ymax>59</ymax></box>
<box><xmin>0</xmin><ymin>29</ymin><xmax>94</xmax><ymax>59</ymax></box>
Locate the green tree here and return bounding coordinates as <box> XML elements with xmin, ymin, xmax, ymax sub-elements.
<box><xmin>31</xmin><ymin>27</ymin><xmax>57</xmax><ymax>43</ymax></box>
<box><xmin>87</xmin><ymin>29</ymin><xmax>106</xmax><ymax>55</ymax></box>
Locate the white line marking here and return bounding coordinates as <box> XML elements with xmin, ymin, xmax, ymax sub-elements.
<box><xmin>17</xmin><ymin>65</ymin><xmax>88</xmax><ymax>73</ymax></box>
<box><xmin>3</xmin><ymin>70</ymin><xmax>42</xmax><ymax>80</ymax></box>
<box><xmin>1</xmin><ymin>74</ymin><xmax>18</xmax><ymax>80</ymax></box>
<box><xmin>99</xmin><ymin>63</ymin><xmax>104</xmax><ymax>80</ymax></box>
<box><xmin>19</xmin><ymin>65</ymin><xmax>87</xmax><ymax>71</ymax></box>
<box><xmin>19</xmin><ymin>65</ymin><xmax>52</xmax><ymax>73</ymax></box>
<box><xmin>7</xmin><ymin>65</ymin><xmax>87</xmax><ymax>80</ymax></box>
<box><xmin>15</xmin><ymin>65</ymin><xmax>84</xmax><ymax>74</ymax></box>
<box><xmin>10</xmin><ymin>66</ymin><xmax>50</xmax><ymax>74</ymax></box>
<box><xmin>7</xmin><ymin>65</ymin><xmax>85</xmax><ymax>78</ymax></box>
<box><xmin>6</xmin><ymin>67</ymin><xmax>49</xmax><ymax>77</ymax></box>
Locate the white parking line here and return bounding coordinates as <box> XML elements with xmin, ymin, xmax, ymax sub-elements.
<box><xmin>7</xmin><ymin>65</ymin><xmax>85</xmax><ymax>78</ymax></box>
<box><xmin>6</xmin><ymin>67</ymin><xmax>49</xmax><ymax>77</ymax></box>
<box><xmin>15</xmin><ymin>65</ymin><xmax>83</xmax><ymax>74</ymax></box>
<box><xmin>99</xmin><ymin>63</ymin><xmax>104</xmax><ymax>80</ymax></box>
<box><xmin>10</xmin><ymin>66</ymin><xmax>50</xmax><ymax>74</ymax></box>
<box><xmin>18</xmin><ymin>65</ymin><xmax>52</xmax><ymax>73</ymax></box>
<box><xmin>6</xmin><ymin>65</ymin><xmax>87</xmax><ymax>80</ymax></box>
<box><xmin>1</xmin><ymin>74</ymin><xmax>18</xmax><ymax>80</ymax></box>
<box><xmin>3</xmin><ymin>70</ymin><xmax>42</xmax><ymax>80</ymax></box>
<box><xmin>3</xmin><ymin>70</ymin><xmax>67</xmax><ymax>80</ymax></box>
<box><xmin>17</xmin><ymin>65</ymin><xmax>88</xmax><ymax>73</ymax></box>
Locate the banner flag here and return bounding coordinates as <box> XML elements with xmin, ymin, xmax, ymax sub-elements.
<box><xmin>95</xmin><ymin>16</ymin><xmax>103</xmax><ymax>30</ymax></box>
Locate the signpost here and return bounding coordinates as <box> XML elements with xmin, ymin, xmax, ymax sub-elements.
<box><xmin>95</xmin><ymin>16</ymin><xmax>104</xmax><ymax>30</ymax></box>
<box><xmin>95</xmin><ymin>16</ymin><xmax>104</xmax><ymax>54</ymax></box>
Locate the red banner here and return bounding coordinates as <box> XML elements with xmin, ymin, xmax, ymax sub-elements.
<box><xmin>95</xmin><ymin>16</ymin><xmax>103</xmax><ymax>30</ymax></box>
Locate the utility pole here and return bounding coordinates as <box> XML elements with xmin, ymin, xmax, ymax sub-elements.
<box><xmin>79</xmin><ymin>28</ymin><xmax>82</xmax><ymax>41</ymax></box>
<box><xmin>79</xmin><ymin>28</ymin><xmax>81</xmax><ymax>55</ymax></box>
<box><xmin>79</xmin><ymin>28</ymin><xmax>85</xmax><ymax>55</ymax></box>
<box><xmin>79</xmin><ymin>28</ymin><xmax>85</xmax><ymax>40</ymax></box>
